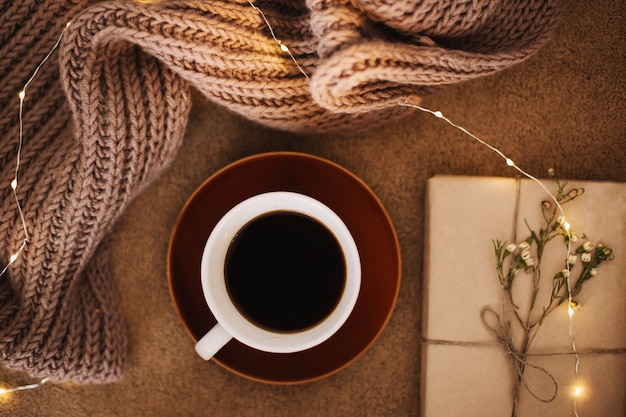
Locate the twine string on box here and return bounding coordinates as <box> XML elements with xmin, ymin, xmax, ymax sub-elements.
<box><xmin>481</xmin><ymin>305</ymin><xmax>559</xmax><ymax>404</ymax></box>
<box><xmin>422</xmin><ymin>330</ymin><xmax>626</xmax><ymax>407</ymax></box>
<box><xmin>421</xmin><ymin>336</ymin><xmax>626</xmax><ymax>395</ymax></box>
<box><xmin>421</xmin><ymin>338</ymin><xmax>626</xmax><ymax>357</ymax></box>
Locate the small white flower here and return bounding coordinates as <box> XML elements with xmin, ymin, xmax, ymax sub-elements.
<box><xmin>562</xmin><ymin>269</ymin><xmax>570</xmax><ymax>278</ymax></box>
<box><xmin>521</xmin><ymin>250</ymin><xmax>532</xmax><ymax>260</ymax></box>
<box><xmin>589</xmin><ymin>268</ymin><xmax>598</xmax><ymax>277</ymax></box>
<box><xmin>524</xmin><ymin>257</ymin><xmax>535</xmax><ymax>267</ymax></box>
<box><xmin>569</xmin><ymin>233</ymin><xmax>579</xmax><ymax>243</ymax></box>
<box><xmin>506</xmin><ymin>243</ymin><xmax>517</xmax><ymax>253</ymax></box>
<box><xmin>518</xmin><ymin>242</ymin><xmax>530</xmax><ymax>251</ymax></box>
<box><xmin>581</xmin><ymin>253</ymin><xmax>592</xmax><ymax>263</ymax></box>
<box><xmin>557</xmin><ymin>215</ymin><xmax>565</xmax><ymax>225</ymax></box>
<box><xmin>583</xmin><ymin>241</ymin><xmax>594</xmax><ymax>252</ymax></box>
<box><xmin>568</xmin><ymin>255</ymin><xmax>578</xmax><ymax>265</ymax></box>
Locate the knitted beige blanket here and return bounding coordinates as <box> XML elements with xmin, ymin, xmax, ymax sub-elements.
<box><xmin>0</xmin><ymin>0</ymin><xmax>560</xmax><ymax>383</ymax></box>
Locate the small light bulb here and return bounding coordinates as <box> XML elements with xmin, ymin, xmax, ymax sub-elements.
<box><xmin>0</xmin><ymin>387</ymin><xmax>7</xmax><ymax>395</ymax></box>
<box><xmin>9</xmin><ymin>254</ymin><xmax>18</xmax><ymax>264</ymax></box>
<box><xmin>574</xmin><ymin>385</ymin><xmax>582</xmax><ymax>397</ymax></box>
<box><xmin>563</xmin><ymin>220</ymin><xmax>571</xmax><ymax>231</ymax></box>
<box><xmin>433</xmin><ymin>111</ymin><xmax>443</xmax><ymax>118</ymax></box>
<box><xmin>505</xmin><ymin>158</ymin><xmax>515</xmax><ymax>167</ymax></box>
<box><xmin>279</xmin><ymin>43</ymin><xmax>289</xmax><ymax>52</ymax></box>
<box><xmin>10</xmin><ymin>179</ymin><xmax>17</xmax><ymax>190</ymax></box>
<box><xmin>568</xmin><ymin>306</ymin><xmax>575</xmax><ymax>317</ymax></box>
<box><xmin>18</xmin><ymin>90</ymin><xmax>25</xmax><ymax>100</ymax></box>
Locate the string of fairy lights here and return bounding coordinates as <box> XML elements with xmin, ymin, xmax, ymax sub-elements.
<box><xmin>398</xmin><ymin>99</ymin><xmax>581</xmax><ymax>415</ymax></box>
<box><xmin>0</xmin><ymin>3</ymin><xmax>603</xmax><ymax>414</ymax></box>
<box><xmin>1</xmin><ymin>21</ymin><xmax>72</xmax><ymax>280</ymax></box>
<box><xmin>0</xmin><ymin>20</ymin><xmax>72</xmax><ymax>400</ymax></box>
<box><xmin>247</xmin><ymin>0</ymin><xmax>309</xmax><ymax>78</ymax></box>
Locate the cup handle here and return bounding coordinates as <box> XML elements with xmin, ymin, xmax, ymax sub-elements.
<box><xmin>194</xmin><ymin>323</ymin><xmax>232</xmax><ymax>360</ymax></box>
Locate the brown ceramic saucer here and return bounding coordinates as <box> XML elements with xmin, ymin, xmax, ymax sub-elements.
<box><xmin>167</xmin><ymin>152</ymin><xmax>401</xmax><ymax>384</ymax></box>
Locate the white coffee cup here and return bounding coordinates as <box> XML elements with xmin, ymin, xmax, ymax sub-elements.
<box><xmin>194</xmin><ymin>191</ymin><xmax>361</xmax><ymax>360</ymax></box>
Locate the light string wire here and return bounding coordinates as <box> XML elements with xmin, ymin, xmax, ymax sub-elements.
<box><xmin>247</xmin><ymin>0</ymin><xmax>309</xmax><ymax>79</ymax></box>
<box><xmin>1</xmin><ymin>21</ymin><xmax>72</xmax><ymax>279</ymax></box>
<box><xmin>0</xmin><ymin>21</ymin><xmax>72</xmax><ymax>396</ymax></box>
<box><xmin>0</xmin><ymin>378</ymin><xmax>50</xmax><ymax>396</ymax></box>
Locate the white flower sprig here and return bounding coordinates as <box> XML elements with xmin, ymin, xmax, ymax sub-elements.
<box><xmin>492</xmin><ymin>178</ymin><xmax>614</xmax><ymax>416</ymax></box>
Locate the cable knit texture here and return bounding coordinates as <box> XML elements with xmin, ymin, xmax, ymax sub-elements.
<box><xmin>0</xmin><ymin>0</ymin><xmax>560</xmax><ymax>383</ymax></box>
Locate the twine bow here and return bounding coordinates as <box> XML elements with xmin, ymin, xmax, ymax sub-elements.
<box><xmin>480</xmin><ymin>306</ymin><xmax>558</xmax><ymax>406</ymax></box>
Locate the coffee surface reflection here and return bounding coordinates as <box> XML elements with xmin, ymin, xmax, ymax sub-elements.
<box><xmin>225</xmin><ymin>211</ymin><xmax>346</xmax><ymax>332</ymax></box>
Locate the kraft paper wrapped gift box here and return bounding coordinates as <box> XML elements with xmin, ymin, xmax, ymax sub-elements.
<box><xmin>421</xmin><ymin>176</ymin><xmax>626</xmax><ymax>417</ymax></box>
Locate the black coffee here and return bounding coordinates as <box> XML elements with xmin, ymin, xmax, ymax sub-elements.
<box><xmin>225</xmin><ymin>211</ymin><xmax>346</xmax><ymax>332</ymax></box>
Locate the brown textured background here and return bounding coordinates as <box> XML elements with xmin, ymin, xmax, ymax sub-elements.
<box><xmin>1</xmin><ymin>0</ymin><xmax>624</xmax><ymax>416</ymax></box>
